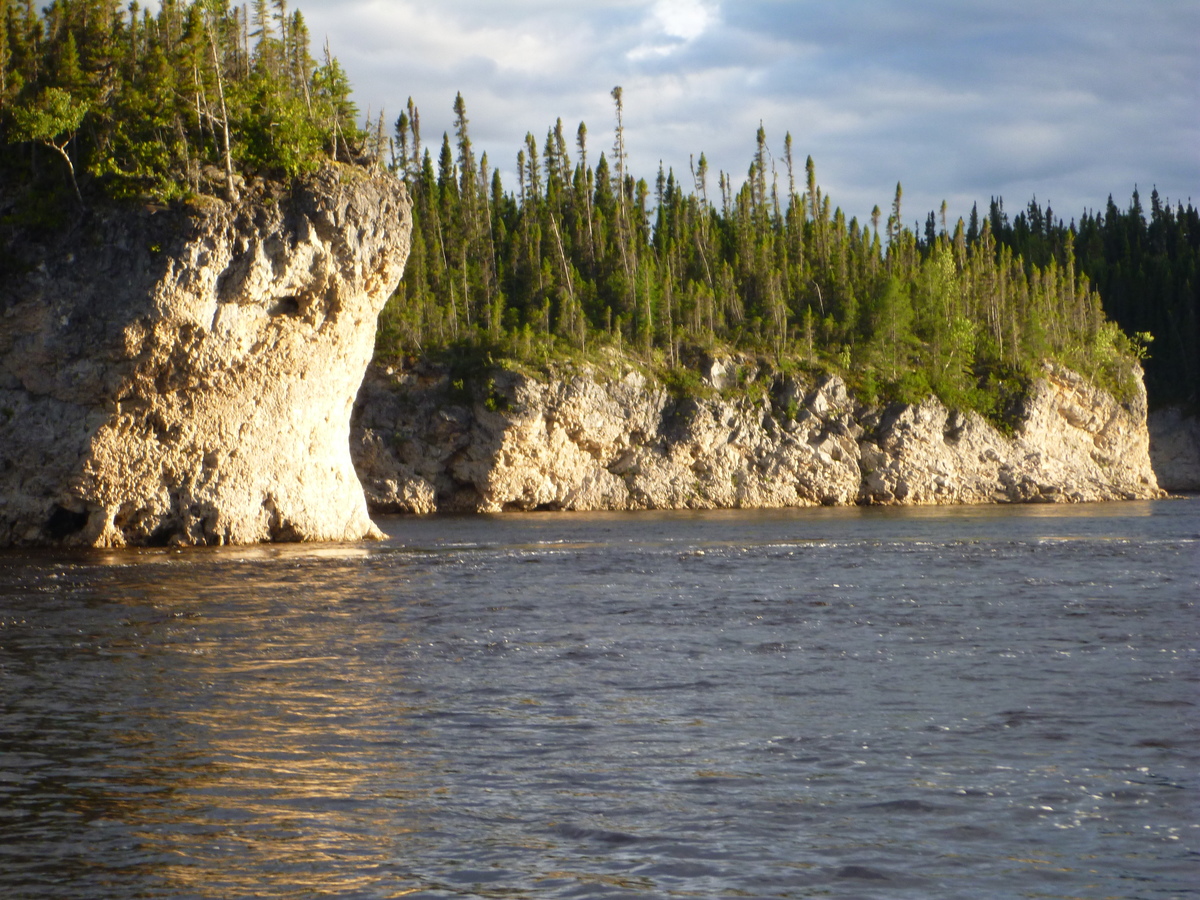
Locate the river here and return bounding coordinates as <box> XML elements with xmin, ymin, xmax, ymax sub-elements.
<box><xmin>1</xmin><ymin>499</ymin><xmax>1197</xmax><ymax>899</ymax></box>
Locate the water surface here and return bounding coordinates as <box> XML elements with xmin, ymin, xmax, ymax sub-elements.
<box><xmin>2</xmin><ymin>500</ymin><xmax>1197</xmax><ymax>898</ymax></box>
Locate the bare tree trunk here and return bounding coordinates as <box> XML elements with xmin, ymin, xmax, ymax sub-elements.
<box><xmin>549</xmin><ymin>215</ymin><xmax>575</xmax><ymax>306</ymax></box>
<box><xmin>46</xmin><ymin>140</ymin><xmax>84</xmax><ymax>207</ymax></box>
<box><xmin>205</xmin><ymin>19</ymin><xmax>239</xmax><ymax>202</ymax></box>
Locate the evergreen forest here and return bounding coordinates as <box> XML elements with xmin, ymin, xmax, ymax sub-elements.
<box><xmin>380</xmin><ymin>91</ymin><xmax>1197</xmax><ymax>416</ymax></box>
<box><xmin>3</xmin><ymin>0</ymin><xmax>1196</xmax><ymax>415</ymax></box>
<box><xmin>984</xmin><ymin>194</ymin><xmax>1198</xmax><ymax>408</ymax></box>
<box><xmin>0</xmin><ymin>0</ymin><xmax>364</xmax><ymax>205</ymax></box>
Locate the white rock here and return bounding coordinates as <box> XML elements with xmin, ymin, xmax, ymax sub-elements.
<box><xmin>351</xmin><ymin>359</ymin><xmax>1160</xmax><ymax>513</ymax></box>
<box><xmin>0</xmin><ymin>168</ymin><xmax>411</xmax><ymax>547</ymax></box>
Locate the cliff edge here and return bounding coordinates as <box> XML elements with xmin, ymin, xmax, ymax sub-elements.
<box><xmin>1</xmin><ymin>168</ymin><xmax>412</xmax><ymax>547</ymax></box>
<box><xmin>352</xmin><ymin>356</ymin><xmax>1161</xmax><ymax>513</ymax></box>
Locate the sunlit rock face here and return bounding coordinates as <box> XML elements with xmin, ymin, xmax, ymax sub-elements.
<box><xmin>354</xmin><ymin>363</ymin><xmax>862</xmax><ymax>514</ymax></box>
<box><xmin>352</xmin><ymin>357</ymin><xmax>1160</xmax><ymax>514</ymax></box>
<box><xmin>1148</xmin><ymin>408</ymin><xmax>1200</xmax><ymax>492</ymax></box>
<box><xmin>0</xmin><ymin>167</ymin><xmax>411</xmax><ymax>547</ymax></box>
<box><xmin>860</xmin><ymin>364</ymin><xmax>1160</xmax><ymax>504</ymax></box>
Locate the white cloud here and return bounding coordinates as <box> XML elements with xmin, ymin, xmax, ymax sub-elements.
<box><xmin>628</xmin><ymin>0</ymin><xmax>719</xmax><ymax>61</ymax></box>
<box><xmin>653</xmin><ymin>0</ymin><xmax>716</xmax><ymax>41</ymax></box>
<box><xmin>293</xmin><ymin>0</ymin><xmax>1199</xmax><ymax>223</ymax></box>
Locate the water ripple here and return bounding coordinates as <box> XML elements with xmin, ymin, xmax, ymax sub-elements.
<box><xmin>1</xmin><ymin>500</ymin><xmax>1197</xmax><ymax>898</ymax></box>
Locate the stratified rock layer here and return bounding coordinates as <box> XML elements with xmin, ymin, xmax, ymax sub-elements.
<box><xmin>352</xmin><ymin>357</ymin><xmax>1161</xmax><ymax>513</ymax></box>
<box><xmin>1</xmin><ymin>168</ymin><xmax>411</xmax><ymax>547</ymax></box>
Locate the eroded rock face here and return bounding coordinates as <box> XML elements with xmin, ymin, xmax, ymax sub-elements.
<box><xmin>860</xmin><ymin>364</ymin><xmax>1159</xmax><ymax>504</ymax></box>
<box><xmin>355</xmin><ymin>365</ymin><xmax>862</xmax><ymax>513</ymax></box>
<box><xmin>1</xmin><ymin>168</ymin><xmax>411</xmax><ymax>547</ymax></box>
<box><xmin>1148</xmin><ymin>408</ymin><xmax>1200</xmax><ymax>491</ymax></box>
<box><xmin>351</xmin><ymin>358</ymin><xmax>1161</xmax><ymax>514</ymax></box>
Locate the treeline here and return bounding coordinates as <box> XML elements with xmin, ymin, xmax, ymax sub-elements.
<box><xmin>4</xmin><ymin>1</ymin><xmax>1175</xmax><ymax>413</ymax></box>
<box><xmin>0</xmin><ymin>0</ymin><xmax>363</xmax><ymax>204</ymax></box>
<box><xmin>379</xmin><ymin>90</ymin><xmax>1142</xmax><ymax>416</ymax></box>
<box><xmin>977</xmin><ymin>193</ymin><xmax>1198</xmax><ymax>407</ymax></box>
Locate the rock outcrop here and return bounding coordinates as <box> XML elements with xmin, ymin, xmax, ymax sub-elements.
<box><xmin>352</xmin><ymin>357</ymin><xmax>1161</xmax><ymax>513</ymax></box>
<box><xmin>1</xmin><ymin>167</ymin><xmax>411</xmax><ymax>547</ymax></box>
<box><xmin>859</xmin><ymin>365</ymin><xmax>1158</xmax><ymax>504</ymax></box>
<box><xmin>1148</xmin><ymin>408</ymin><xmax>1200</xmax><ymax>492</ymax></box>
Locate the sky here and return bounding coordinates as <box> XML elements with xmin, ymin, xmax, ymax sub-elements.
<box><xmin>296</xmin><ymin>0</ymin><xmax>1199</xmax><ymax>229</ymax></box>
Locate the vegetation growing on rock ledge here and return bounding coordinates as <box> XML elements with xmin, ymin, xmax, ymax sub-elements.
<box><xmin>377</xmin><ymin>91</ymin><xmax>1162</xmax><ymax>422</ymax></box>
<box><xmin>986</xmin><ymin>193</ymin><xmax>1199</xmax><ymax>409</ymax></box>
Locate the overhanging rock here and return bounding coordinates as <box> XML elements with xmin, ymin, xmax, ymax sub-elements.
<box><xmin>1</xmin><ymin>167</ymin><xmax>412</xmax><ymax>547</ymax></box>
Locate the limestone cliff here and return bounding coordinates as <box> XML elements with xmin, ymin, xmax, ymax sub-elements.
<box><xmin>1</xmin><ymin>167</ymin><xmax>411</xmax><ymax>547</ymax></box>
<box><xmin>352</xmin><ymin>356</ymin><xmax>1161</xmax><ymax>513</ymax></box>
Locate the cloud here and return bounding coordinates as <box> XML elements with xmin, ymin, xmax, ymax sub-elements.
<box><xmin>294</xmin><ymin>0</ymin><xmax>1199</xmax><ymax>223</ymax></box>
<box><xmin>628</xmin><ymin>0</ymin><xmax>718</xmax><ymax>61</ymax></box>
<box><xmin>653</xmin><ymin>0</ymin><xmax>716</xmax><ymax>41</ymax></box>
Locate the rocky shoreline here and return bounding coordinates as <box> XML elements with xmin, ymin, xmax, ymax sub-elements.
<box><xmin>351</xmin><ymin>355</ymin><xmax>1164</xmax><ymax>516</ymax></box>
<box><xmin>4</xmin><ymin>170</ymin><xmax>1187</xmax><ymax>549</ymax></box>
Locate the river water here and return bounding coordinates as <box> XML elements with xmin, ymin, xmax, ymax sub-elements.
<box><xmin>1</xmin><ymin>499</ymin><xmax>1197</xmax><ymax>899</ymax></box>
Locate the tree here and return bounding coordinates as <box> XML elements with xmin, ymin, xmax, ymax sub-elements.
<box><xmin>312</xmin><ymin>42</ymin><xmax>357</xmax><ymax>160</ymax></box>
<box><xmin>870</xmin><ymin>275</ymin><xmax>914</xmax><ymax>381</ymax></box>
<box><xmin>10</xmin><ymin>86</ymin><xmax>89</xmax><ymax>204</ymax></box>
<box><xmin>201</xmin><ymin>5</ymin><xmax>239</xmax><ymax>199</ymax></box>
<box><xmin>889</xmin><ymin>181</ymin><xmax>903</xmax><ymax>247</ymax></box>
<box><xmin>0</xmin><ymin>6</ymin><xmax>10</xmax><ymax>105</ymax></box>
